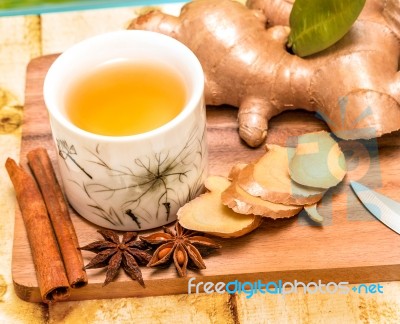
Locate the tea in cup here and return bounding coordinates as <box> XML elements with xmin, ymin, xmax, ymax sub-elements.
<box><xmin>44</xmin><ymin>30</ymin><xmax>208</xmax><ymax>231</ymax></box>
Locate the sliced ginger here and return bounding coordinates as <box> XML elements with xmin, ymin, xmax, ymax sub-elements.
<box><xmin>304</xmin><ymin>204</ymin><xmax>324</xmax><ymax>224</ymax></box>
<box><xmin>177</xmin><ymin>176</ymin><xmax>262</xmax><ymax>238</ymax></box>
<box><xmin>179</xmin><ymin>132</ymin><xmax>346</xmax><ymax>232</ymax></box>
<box><xmin>223</xmin><ymin>132</ymin><xmax>347</xmax><ymax>222</ymax></box>
<box><xmin>222</xmin><ymin>163</ymin><xmax>303</xmax><ymax>218</ymax></box>
<box><xmin>289</xmin><ymin>131</ymin><xmax>347</xmax><ymax>189</ymax></box>
<box><xmin>237</xmin><ymin>144</ymin><xmax>325</xmax><ymax>206</ymax></box>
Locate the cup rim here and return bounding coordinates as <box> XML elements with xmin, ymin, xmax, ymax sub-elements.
<box><xmin>43</xmin><ymin>30</ymin><xmax>205</xmax><ymax>143</ymax></box>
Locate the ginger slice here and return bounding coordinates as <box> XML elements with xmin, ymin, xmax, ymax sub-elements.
<box><xmin>227</xmin><ymin>162</ymin><xmax>248</xmax><ymax>180</ymax></box>
<box><xmin>222</xmin><ymin>164</ymin><xmax>302</xmax><ymax>218</ymax></box>
<box><xmin>289</xmin><ymin>131</ymin><xmax>347</xmax><ymax>189</ymax></box>
<box><xmin>304</xmin><ymin>204</ymin><xmax>324</xmax><ymax>223</ymax></box>
<box><xmin>177</xmin><ymin>176</ymin><xmax>262</xmax><ymax>238</ymax></box>
<box><xmin>237</xmin><ymin>144</ymin><xmax>325</xmax><ymax>206</ymax></box>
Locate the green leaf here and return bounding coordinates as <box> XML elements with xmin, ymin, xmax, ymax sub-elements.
<box><xmin>288</xmin><ymin>0</ymin><xmax>366</xmax><ymax>57</ymax></box>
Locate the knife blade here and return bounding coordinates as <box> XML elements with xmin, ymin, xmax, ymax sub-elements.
<box><xmin>350</xmin><ymin>181</ymin><xmax>400</xmax><ymax>235</ymax></box>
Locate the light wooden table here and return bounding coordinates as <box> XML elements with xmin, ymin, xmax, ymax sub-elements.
<box><xmin>0</xmin><ymin>2</ymin><xmax>399</xmax><ymax>323</ymax></box>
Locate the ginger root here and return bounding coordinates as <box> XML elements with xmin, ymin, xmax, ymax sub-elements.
<box><xmin>129</xmin><ymin>0</ymin><xmax>400</xmax><ymax>147</ymax></box>
<box><xmin>177</xmin><ymin>176</ymin><xmax>262</xmax><ymax>238</ymax></box>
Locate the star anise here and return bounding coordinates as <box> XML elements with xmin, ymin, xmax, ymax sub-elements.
<box><xmin>140</xmin><ymin>221</ymin><xmax>221</xmax><ymax>277</ymax></box>
<box><xmin>79</xmin><ymin>230</ymin><xmax>152</xmax><ymax>287</ymax></box>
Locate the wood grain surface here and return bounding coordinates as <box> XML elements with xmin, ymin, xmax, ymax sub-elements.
<box><xmin>12</xmin><ymin>54</ymin><xmax>400</xmax><ymax>303</ymax></box>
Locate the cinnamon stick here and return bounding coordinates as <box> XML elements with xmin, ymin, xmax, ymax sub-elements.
<box><xmin>27</xmin><ymin>147</ymin><xmax>88</xmax><ymax>289</ymax></box>
<box><xmin>5</xmin><ymin>158</ymin><xmax>70</xmax><ymax>303</ymax></box>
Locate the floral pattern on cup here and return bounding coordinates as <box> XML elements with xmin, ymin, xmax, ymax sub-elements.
<box><xmin>56</xmin><ymin>123</ymin><xmax>207</xmax><ymax>230</ymax></box>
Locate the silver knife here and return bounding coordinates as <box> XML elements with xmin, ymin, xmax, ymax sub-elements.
<box><xmin>350</xmin><ymin>181</ymin><xmax>400</xmax><ymax>235</ymax></box>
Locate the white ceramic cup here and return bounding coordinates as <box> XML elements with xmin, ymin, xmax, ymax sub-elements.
<box><xmin>44</xmin><ymin>30</ymin><xmax>207</xmax><ymax>231</ymax></box>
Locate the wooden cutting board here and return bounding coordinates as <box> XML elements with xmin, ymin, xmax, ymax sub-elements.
<box><xmin>12</xmin><ymin>54</ymin><xmax>400</xmax><ymax>303</ymax></box>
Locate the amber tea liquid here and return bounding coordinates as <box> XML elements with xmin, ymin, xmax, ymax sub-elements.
<box><xmin>65</xmin><ymin>60</ymin><xmax>187</xmax><ymax>136</ymax></box>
